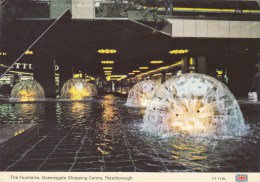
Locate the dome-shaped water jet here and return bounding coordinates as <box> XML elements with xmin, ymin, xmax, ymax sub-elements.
<box><xmin>143</xmin><ymin>73</ymin><xmax>245</xmax><ymax>137</ymax></box>
<box><xmin>11</xmin><ymin>80</ymin><xmax>45</xmax><ymax>101</ymax></box>
<box><xmin>61</xmin><ymin>78</ymin><xmax>92</xmax><ymax>100</ymax></box>
<box><xmin>125</xmin><ymin>80</ymin><xmax>160</xmax><ymax>107</ymax></box>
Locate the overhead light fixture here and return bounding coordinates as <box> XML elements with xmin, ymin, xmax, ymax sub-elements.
<box><xmin>97</xmin><ymin>49</ymin><xmax>117</xmax><ymax>54</ymax></box>
<box><xmin>105</xmin><ymin>73</ymin><xmax>111</xmax><ymax>75</ymax></box>
<box><xmin>139</xmin><ymin>67</ymin><xmax>149</xmax><ymax>70</ymax></box>
<box><xmin>0</xmin><ymin>52</ymin><xmax>7</xmax><ymax>56</ymax></box>
<box><xmin>106</xmin><ymin>75</ymin><xmax>127</xmax><ymax>81</ymax></box>
<box><xmin>153</xmin><ymin>73</ymin><xmax>162</xmax><ymax>77</ymax></box>
<box><xmin>101</xmin><ymin>60</ymin><xmax>114</xmax><ymax>64</ymax></box>
<box><xmin>25</xmin><ymin>50</ymin><xmax>33</xmax><ymax>55</ymax></box>
<box><xmin>150</xmin><ymin>60</ymin><xmax>164</xmax><ymax>64</ymax></box>
<box><xmin>103</xmin><ymin>67</ymin><xmax>113</xmax><ymax>70</ymax></box>
<box><xmin>133</xmin><ymin>70</ymin><xmax>140</xmax><ymax>73</ymax></box>
<box><xmin>128</xmin><ymin>73</ymin><xmax>135</xmax><ymax>75</ymax></box>
<box><xmin>104</xmin><ymin>70</ymin><xmax>112</xmax><ymax>73</ymax></box>
<box><xmin>169</xmin><ymin>49</ymin><xmax>189</xmax><ymax>54</ymax></box>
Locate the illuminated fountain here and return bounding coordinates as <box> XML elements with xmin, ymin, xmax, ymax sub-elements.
<box><xmin>143</xmin><ymin>73</ymin><xmax>245</xmax><ymax>137</ymax></box>
<box><xmin>125</xmin><ymin>80</ymin><xmax>160</xmax><ymax>107</ymax></box>
<box><xmin>61</xmin><ymin>78</ymin><xmax>92</xmax><ymax>100</ymax></box>
<box><xmin>11</xmin><ymin>80</ymin><xmax>45</xmax><ymax>101</ymax></box>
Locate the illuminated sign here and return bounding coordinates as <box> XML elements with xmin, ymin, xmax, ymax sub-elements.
<box><xmin>12</xmin><ymin>63</ymin><xmax>59</xmax><ymax>71</ymax></box>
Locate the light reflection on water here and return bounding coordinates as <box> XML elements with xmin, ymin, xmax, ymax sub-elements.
<box><xmin>0</xmin><ymin>95</ymin><xmax>259</xmax><ymax>172</ymax></box>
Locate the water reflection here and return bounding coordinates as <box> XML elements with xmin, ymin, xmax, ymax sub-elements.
<box><xmin>0</xmin><ymin>103</ymin><xmax>41</xmax><ymax>124</ymax></box>
<box><xmin>170</xmin><ymin>138</ymin><xmax>209</xmax><ymax>171</ymax></box>
<box><xmin>101</xmin><ymin>95</ymin><xmax>118</xmax><ymax>122</ymax></box>
<box><xmin>70</xmin><ymin>102</ymin><xmax>85</xmax><ymax>114</ymax></box>
<box><xmin>96</xmin><ymin>95</ymin><xmax>120</xmax><ymax>155</ymax></box>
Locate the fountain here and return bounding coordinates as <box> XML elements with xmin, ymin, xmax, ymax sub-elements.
<box><xmin>11</xmin><ymin>80</ymin><xmax>45</xmax><ymax>101</ymax></box>
<box><xmin>143</xmin><ymin>73</ymin><xmax>245</xmax><ymax>137</ymax></box>
<box><xmin>125</xmin><ymin>80</ymin><xmax>160</xmax><ymax>107</ymax></box>
<box><xmin>61</xmin><ymin>78</ymin><xmax>92</xmax><ymax>100</ymax></box>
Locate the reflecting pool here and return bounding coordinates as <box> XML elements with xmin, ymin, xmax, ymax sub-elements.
<box><xmin>0</xmin><ymin>95</ymin><xmax>259</xmax><ymax>172</ymax></box>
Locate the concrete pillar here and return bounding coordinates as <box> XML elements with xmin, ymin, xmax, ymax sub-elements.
<box><xmin>198</xmin><ymin>56</ymin><xmax>206</xmax><ymax>74</ymax></box>
<box><xmin>59</xmin><ymin>65</ymin><xmax>73</xmax><ymax>92</ymax></box>
<box><xmin>161</xmin><ymin>72</ymin><xmax>166</xmax><ymax>83</ymax></box>
<box><xmin>188</xmin><ymin>57</ymin><xmax>196</xmax><ymax>73</ymax></box>
<box><xmin>33</xmin><ymin>35</ymin><xmax>56</xmax><ymax>98</ymax></box>
<box><xmin>181</xmin><ymin>57</ymin><xmax>188</xmax><ymax>74</ymax></box>
<box><xmin>257</xmin><ymin>54</ymin><xmax>260</xmax><ymax>64</ymax></box>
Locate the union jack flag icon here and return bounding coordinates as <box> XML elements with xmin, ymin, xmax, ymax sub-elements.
<box><xmin>236</xmin><ymin>174</ymin><xmax>248</xmax><ymax>182</ymax></box>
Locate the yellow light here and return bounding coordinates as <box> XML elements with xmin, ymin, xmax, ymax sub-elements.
<box><xmin>25</xmin><ymin>50</ymin><xmax>33</xmax><ymax>55</ymax></box>
<box><xmin>73</xmin><ymin>74</ymin><xmax>81</xmax><ymax>78</ymax></box>
<box><xmin>150</xmin><ymin>60</ymin><xmax>164</xmax><ymax>64</ymax></box>
<box><xmin>139</xmin><ymin>67</ymin><xmax>149</xmax><ymax>70</ymax></box>
<box><xmin>167</xmin><ymin>99</ymin><xmax>214</xmax><ymax>135</ymax></box>
<box><xmin>128</xmin><ymin>73</ymin><xmax>135</xmax><ymax>75</ymax></box>
<box><xmin>105</xmin><ymin>73</ymin><xmax>111</xmax><ymax>75</ymax></box>
<box><xmin>216</xmin><ymin>70</ymin><xmax>223</xmax><ymax>75</ymax></box>
<box><xmin>103</xmin><ymin>67</ymin><xmax>113</xmax><ymax>70</ymax></box>
<box><xmin>101</xmin><ymin>61</ymin><xmax>114</xmax><ymax>64</ymax></box>
<box><xmin>18</xmin><ymin>90</ymin><xmax>37</xmax><ymax>101</ymax></box>
<box><xmin>109</xmin><ymin>75</ymin><xmax>127</xmax><ymax>77</ymax></box>
<box><xmin>133</xmin><ymin>70</ymin><xmax>140</xmax><ymax>73</ymax></box>
<box><xmin>97</xmin><ymin>49</ymin><xmax>117</xmax><ymax>54</ymax></box>
<box><xmin>68</xmin><ymin>84</ymin><xmax>91</xmax><ymax>100</ymax></box>
<box><xmin>135</xmin><ymin>61</ymin><xmax>182</xmax><ymax>78</ymax></box>
<box><xmin>104</xmin><ymin>71</ymin><xmax>112</xmax><ymax>73</ymax></box>
<box><xmin>169</xmin><ymin>49</ymin><xmax>189</xmax><ymax>54</ymax></box>
<box><xmin>153</xmin><ymin>73</ymin><xmax>162</xmax><ymax>77</ymax></box>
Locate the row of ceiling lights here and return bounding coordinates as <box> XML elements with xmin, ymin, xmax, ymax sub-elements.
<box><xmin>98</xmin><ymin>49</ymin><xmax>117</xmax><ymax>54</ymax></box>
<box><xmin>1</xmin><ymin>50</ymin><xmax>34</xmax><ymax>56</ymax></box>
<box><xmin>100</xmin><ymin>49</ymin><xmax>188</xmax><ymax>80</ymax></box>
<box><xmin>101</xmin><ymin>60</ymin><xmax>114</xmax><ymax>64</ymax></box>
<box><xmin>98</xmin><ymin>49</ymin><xmax>189</xmax><ymax>55</ymax></box>
<box><xmin>0</xmin><ymin>52</ymin><xmax>7</xmax><ymax>56</ymax></box>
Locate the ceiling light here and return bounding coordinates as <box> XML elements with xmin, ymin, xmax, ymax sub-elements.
<box><xmin>133</xmin><ymin>70</ymin><xmax>140</xmax><ymax>73</ymax></box>
<box><xmin>150</xmin><ymin>60</ymin><xmax>164</xmax><ymax>64</ymax></box>
<box><xmin>103</xmin><ymin>67</ymin><xmax>113</xmax><ymax>70</ymax></box>
<box><xmin>169</xmin><ymin>49</ymin><xmax>189</xmax><ymax>54</ymax></box>
<box><xmin>104</xmin><ymin>70</ymin><xmax>112</xmax><ymax>73</ymax></box>
<box><xmin>25</xmin><ymin>50</ymin><xmax>33</xmax><ymax>55</ymax></box>
<box><xmin>98</xmin><ymin>49</ymin><xmax>117</xmax><ymax>54</ymax></box>
<box><xmin>101</xmin><ymin>61</ymin><xmax>114</xmax><ymax>64</ymax></box>
<box><xmin>128</xmin><ymin>73</ymin><xmax>135</xmax><ymax>75</ymax></box>
<box><xmin>153</xmin><ymin>73</ymin><xmax>162</xmax><ymax>77</ymax></box>
<box><xmin>0</xmin><ymin>52</ymin><xmax>7</xmax><ymax>56</ymax></box>
<box><xmin>139</xmin><ymin>67</ymin><xmax>149</xmax><ymax>70</ymax></box>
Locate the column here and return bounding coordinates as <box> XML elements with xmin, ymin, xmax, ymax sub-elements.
<box><xmin>33</xmin><ymin>34</ymin><xmax>56</xmax><ymax>98</ymax></box>
<box><xmin>188</xmin><ymin>57</ymin><xmax>196</xmax><ymax>73</ymax></box>
<box><xmin>161</xmin><ymin>72</ymin><xmax>166</xmax><ymax>83</ymax></box>
<box><xmin>198</xmin><ymin>56</ymin><xmax>206</xmax><ymax>74</ymax></box>
<box><xmin>59</xmin><ymin>64</ymin><xmax>73</xmax><ymax>92</ymax></box>
<box><xmin>181</xmin><ymin>57</ymin><xmax>188</xmax><ymax>74</ymax></box>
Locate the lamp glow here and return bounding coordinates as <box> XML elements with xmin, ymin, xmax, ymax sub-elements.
<box><xmin>150</xmin><ymin>60</ymin><xmax>164</xmax><ymax>64</ymax></box>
